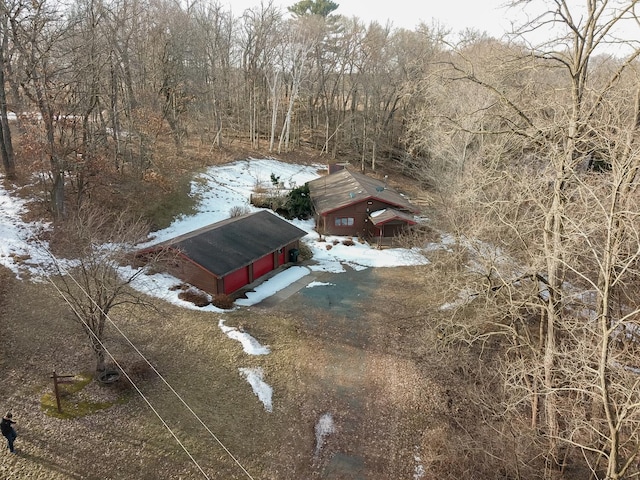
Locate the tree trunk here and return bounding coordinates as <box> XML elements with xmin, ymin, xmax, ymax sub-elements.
<box><xmin>0</xmin><ymin>27</ymin><xmax>15</xmax><ymax>179</ymax></box>
<box><xmin>542</xmin><ymin>160</ymin><xmax>566</xmax><ymax>469</ymax></box>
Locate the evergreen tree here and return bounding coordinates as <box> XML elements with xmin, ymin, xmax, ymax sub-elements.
<box><xmin>287</xmin><ymin>0</ymin><xmax>339</xmax><ymax>18</ymax></box>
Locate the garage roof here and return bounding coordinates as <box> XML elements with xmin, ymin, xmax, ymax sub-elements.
<box><xmin>160</xmin><ymin>210</ymin><xmax>307</xmax><ymax>276</ymax></box>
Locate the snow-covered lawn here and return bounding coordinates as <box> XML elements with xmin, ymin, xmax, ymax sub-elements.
<box><xmin>0</xmin><ymin>181</ymin><xmax>51</xmax><ymax>278</ymax></box>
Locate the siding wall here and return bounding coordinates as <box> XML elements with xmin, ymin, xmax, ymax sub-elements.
<box><xmin>318</xmin><ymin>199</ymin><xmax>402</xmax><ymax>237</ymax></box>
<box><xmin>168</xmin><ymin>255</ymin><xmax>221</xmax><ymax>295</ymax></box>
<box><xmin>375</xmin><ymin>220</ymin><xmax>408</xmax><ymax>238</ymax></box>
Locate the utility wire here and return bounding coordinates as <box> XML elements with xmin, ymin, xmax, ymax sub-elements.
<box><xmin>36</xmin><ymin>241</ymin><xmax>256</xmax><ymax>480</ymax></box>
<box><xmin>42</xmin><ymin>274</ymin><xmax>212</xmax><ymax>480</ymax></box>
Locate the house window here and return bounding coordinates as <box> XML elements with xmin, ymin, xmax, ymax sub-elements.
<box><xmin>335</xmin><ymin>217</ymin><xmax>354</xmax><ymax>226</ymax></box>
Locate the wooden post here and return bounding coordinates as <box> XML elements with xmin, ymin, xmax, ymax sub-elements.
<box><xmin>51</xmin><ymin>371</ymin><xmax>75</xmax><ymax>413</ymax></box>
<box><xmin>52</xmin><ymin>371</ymin><xmax>61</xmax><ymax>413</ymax></box>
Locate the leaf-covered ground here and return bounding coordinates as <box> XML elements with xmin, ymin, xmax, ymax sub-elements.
<box><xmin>0</xmin><ymin>262</ymin><xmax>474</xmax><ymax>479</ymax></box>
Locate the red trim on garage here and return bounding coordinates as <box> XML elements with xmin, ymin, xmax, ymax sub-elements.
<box><xmin>224</xmin><ymin>267</ymin><xmax>250</xmax><ymax>294</ymax></box>
<box><xmin>254</xmin><ymin>253</ymin><xmax>274</xmax><ymax>278</ymax></box>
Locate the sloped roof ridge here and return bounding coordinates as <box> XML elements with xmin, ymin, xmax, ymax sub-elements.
<box><xmin>156</xmin><ymin>210</ymin><xmax>266</xmax><ymax>246</ymax></box>
<box><xmin>346</xmin><ymin>169</ymin><xmax>387</xmax><ymax>195</ymax></box>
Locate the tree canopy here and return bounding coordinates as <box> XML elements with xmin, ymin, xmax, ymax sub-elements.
<box><xmin>287</xmin><ymin>0</ymin><xmax>339</xmax><ymax>18</ymax></box>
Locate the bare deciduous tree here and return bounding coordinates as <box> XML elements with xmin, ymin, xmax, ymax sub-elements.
<box><xmin>413</xmin><ymin>1</ymin><xmax>640</xmax><ymax>477</ymax></box>
<box><xmin>50</xmin><ymin>207</ymin><xmax>160</xmax><ymax>374</ymax></box>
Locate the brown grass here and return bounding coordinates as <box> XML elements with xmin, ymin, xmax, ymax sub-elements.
<box><xmin>0</xmin><ymin>247</ymin><xmax>564</xmax><ymax>480</ymax></box>
<box><xmin>0</xmin><ymin>261</ymin><xmax>439</xmax><ymax>478</ymax></box>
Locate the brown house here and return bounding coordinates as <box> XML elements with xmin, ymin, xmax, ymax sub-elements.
<box><xmin>140</xmin><ymin>210</ymin><xmax>307</xmax><ymax>296</ymax></box>
<box><xmin>307</xmin><ymin>169</ymin><xmax>419</xmax><ymax>238</ymax></box>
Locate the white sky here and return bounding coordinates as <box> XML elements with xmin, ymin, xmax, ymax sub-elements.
<box><xmin>225</xmin><ymin>0</ymin><xmax>640</xmax><ymax>55</ymax></box>
<box><xmin>226</xmin><ymin>0</ymin><xmax>513</xmax><ymax>37</ymax></box>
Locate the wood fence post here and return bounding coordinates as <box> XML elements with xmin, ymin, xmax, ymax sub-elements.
<box><xmin>50</xmin><ymin>371</ymin><xmax>75</xmax><ymax>414</ymax></box>
<box><xmin>52</xmin><ymin>371</ymin><xmax>62</xmax><ymax>413</ymax></box>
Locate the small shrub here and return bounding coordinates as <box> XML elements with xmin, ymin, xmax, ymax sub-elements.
<box><xmin>270</xmin><ymin>172</ymin><xmax>281</xmax><ymax>187</ymax></box>
<box><xmin>285</xmin><ymin>183</ymin><xmax>313</xmax><ymax>219</ymax></box>
<box><xmin>178</xmin><ymin>289</ymin><xmax>211</xmax><ymax>307</ymax></box>
<box><xmin>342</xmin><ymin>238</ymin><xmax>355</xmax><ymax>246</ymax></box>
<box><xmin>212</xmin><ymin>293</ymin><xmax>235</xmax><ymax>309</ymax></box>
<box><xmin>251</xmin><ymin>195</ymin><xmax>270</xmax><ymax>208</ymax></box>
<box><xmin>297</xmin><ymin>242</ymin><xmax>312</xmax><ymax>261</ymax></box>
<box><xmin>253</xmin><ymin>180</ymin><xmax>268</xmax><ymax>193</ymax></box>
<box><xmin>393</xmin><ymin>224</ymin><xmax>434</xmax><ymax>249</ymax></box>
<box><xmin>251</xmin><ymin>194</ymin><xmax>286</xmax><ymax>210</ymax></box>
<box><xmin>332</xmin><ymin>240</ymin><xmax>339</xmax><ymax>245</ymax></box>
<box><xmin>326</xmin><ymin>244</ymin><xmax>332</xmax><ymax>251</ymax></box>
<box><xmin>229</xmin><ymin>205</ymin><xmax>250</xmax><ymax>217</ymax></box>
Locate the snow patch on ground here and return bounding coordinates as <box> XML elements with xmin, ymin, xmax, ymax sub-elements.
<box><xmin>414</xmin><ymin>456</ymin><xmax>426</xmax><ymax>479</ymax></box>
<box><xmin>121</xmin><ymin>266</ymin><xmax>226</xmax><ymax>312</ymax></box>
<box><xmin>0</xmin><ymin>181</ymin><xmax>52</xmax><ymax>278</ymax></box>
<box><xmin>235</xmin><ymin>266</ymin><xmax>311</xmax><ymax>306</ymax></box>
<box><xmin>314</xmin><ymin>413</ymin><xmax>336</xmax><ymax>456</ymax></box>
<box><xmin>140</xmin><ymin>159</ymin><xmax>322</xmax><ymax>247</ymax></box>
<box><xmin>218</xmin><ymin>319</ymin><xmax>270</xmax><ymax>355</ymax></box>
<box><xmin>413</xmin><ymin>446</ymin><xmax>425</xmax><ymax>479</ymax></box>
<box><xmin>2</xmin><ymin>159</ymin><xmax>430</xmax><ymax>309</ymax></box>
<box><xmin>306</xmin><ymin>281</ymin><xmax>334</xmax><ymax>288</ymax></box>
<box><xmin>305</xmin><ymin>235</ymin><xmax>428</xmax><ymax>273</ymax></box>
<box><xmin>239</xmin><ymin>367</ymin><xmax>273</xmax><ymax>412</ymax></box>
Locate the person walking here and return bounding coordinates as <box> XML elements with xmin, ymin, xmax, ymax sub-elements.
<box><xmin>1</xmin><ymin>412</ymin><xmax>17</xmax><ymax>453</ymax></box>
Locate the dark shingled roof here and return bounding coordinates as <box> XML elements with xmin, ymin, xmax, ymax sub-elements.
<box><xmin>369</xmin><ymin>208</ymin><xmax>418</xmax><ymax>226</ymax></box>
<box><xmin>307</xmin><ymin>169</ymin><xmax>419</xmax><ymax>215</ymax></box>
<box><xmin>160</xmin><ymin>210</ymin><xmax>307</xmax><ymax>276</ymax></box>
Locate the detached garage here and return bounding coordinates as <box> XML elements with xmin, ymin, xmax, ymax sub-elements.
<box><xmin>141</xmin><ymin>210</ymin><xmax>307</xmax><ymax>296</ymax></box>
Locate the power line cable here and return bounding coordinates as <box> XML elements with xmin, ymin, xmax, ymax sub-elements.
<box><xmin>36</xmin><ymin>241</ymin><xmax>256</xmax><ymax>480</ymax></box>
<box><xmin>42</xmin><ymin>273</ymin><xmax>212</xmax><ymax>480</ymax></box>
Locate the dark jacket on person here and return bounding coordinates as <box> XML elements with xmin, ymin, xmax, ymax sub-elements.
<box><xmin>1</xmin><ymin>417</ymin><xmax>15</xmax><ymax>437</ymax></box>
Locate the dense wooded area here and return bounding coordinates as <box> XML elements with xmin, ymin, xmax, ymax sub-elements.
<box><xmin>0</xmin><ymin>0</ymin><xmax>441</xmax><ymax>219</ymax></box>
<box><xmin>2</xmin><ymin>0</ymin><xmax>640</xmax><ymax>478</ymax></box>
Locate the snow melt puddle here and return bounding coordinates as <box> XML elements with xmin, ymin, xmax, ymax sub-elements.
<box><xmin>218</xmin><ymin>319</ymin><xmax>270</xmax><ymax>355</ymax></box>
<box><xmin>314</xmin><ymin>413</ymin><xmax>336</xmax><ymax>456</ymax></box>
<box><xmin>239</xmin><ymin>367</ymin><xmax>273</xmax><ymax>412</ymax></box>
